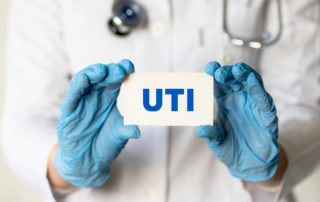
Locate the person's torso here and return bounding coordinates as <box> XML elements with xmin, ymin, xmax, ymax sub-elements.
<box><xmin>57</xmin><ymin>0</ymin><xmax>320</xmax><ymax>201</ymax></box>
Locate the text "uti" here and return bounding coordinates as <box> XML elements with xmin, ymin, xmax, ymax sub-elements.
<box><xmin>143</xmin><ymin>88</ymin><xmax>194</xmax><ymax>112</ymax></box>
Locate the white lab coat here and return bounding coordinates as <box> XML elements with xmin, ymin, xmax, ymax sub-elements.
<box><xmin>2</xmin><ymin>0</ymin><xmax>320</xmax><ymax>202</ymax></box>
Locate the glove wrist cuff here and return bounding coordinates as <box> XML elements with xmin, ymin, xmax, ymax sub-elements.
<box><xmin>53</xmin><ymin>150</ymin><xmax>110</xmax><ymax>188</ymax></box>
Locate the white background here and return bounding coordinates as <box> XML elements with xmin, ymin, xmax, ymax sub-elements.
<box><xmin>0</xmin><ymin>1</ymin><xmax>318</xmax><ymax>201</ymax></box>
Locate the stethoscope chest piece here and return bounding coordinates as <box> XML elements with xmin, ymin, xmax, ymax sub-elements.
<box><xmin>108</xmin><ymin>0</ymin><xmax>147</xmax><ymax>36</ymax></box>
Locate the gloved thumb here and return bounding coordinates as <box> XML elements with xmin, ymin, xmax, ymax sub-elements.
<box><xmin>109</xmin><ymin>107</ymin><xmax>141</xmax><ymax>141</ymax></box>
<box><xmin>197</xmin><ymin>119</ymin><xmax>226</xmax><ymax>147</ymax></box>
<box><xmin>93</xmin><ymin>106</ymin><xmax>140</xmax><ymax>160</ymax></box>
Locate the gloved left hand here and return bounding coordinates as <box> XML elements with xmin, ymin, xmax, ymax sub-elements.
<box><xmin>197</xmin><ymin>62</ymin><xmax>279</xmax><ymax>181</ymax></box>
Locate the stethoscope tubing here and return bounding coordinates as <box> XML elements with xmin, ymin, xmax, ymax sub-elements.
<box><xmin>108</xmin><ymin>0</ymin><xmax>283</xmax><ymax>49</ymax></box>
<box><xmin>222</xmin><ymin>0</ymin><xmax>283</xmax><ymax>49</ymax></box>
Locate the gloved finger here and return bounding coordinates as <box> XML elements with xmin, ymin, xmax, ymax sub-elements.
<box><xmin>61</xmin><ymin>64</ymin><xmax>108</xmax><ymax>114</ymax></box>
<box><xmin>97</xmin><ymin>59</ymin><xmax>135</xmax><ymax>88</ymax></box>
<box><xmin>205</xmin><ymin>61</ymin><xmax>228</xmax><ymax>98</ymax></box>
<box><xmin>213</xmin><ymin>67</ymin><xmax>231</xmax><ymax>97</ymax></box>
<box><xmin>103</xmin><ymin>59</ymin><xmax>134</xmax><ymax>86</ymax></box>
<box><xmin>215</xmin><ymin>66</ymin><xmax>242</xmax><ymax>95</ymax></box>
<box><xmin>204</xmin><ymin>61</ymin><xmax>221</xmax><ymax>76</ymax></box>
<box><xmin>117</xmin><ymin>59</ymin><xmax>135</xmax><ymax>74</ymax></box>
<box><xmin>80</xmin><ymin>64</ymin><xmax>108</xmax><ymax>84</ymax></box>
<box><xmin>96</xmin><ymin>60</ymin><xmax>135</xmax><ymax>106</ymax></box>
<box><xmin>231</xmin><ymin>62</ymin><xmax>252</xmax><ymax>83</ymax></box>
<box><xmin>92</xmin><ymin>63</ymin><xmax>124</xmax><ymax>88</ymax></box>
<box><xmin>245</xmin><ymin>73</ymin><xmax>273</xmax><ymax>112</ymax></box>
<box><xmin>232</xmin><ymin>62</ymin><xmax>263</xmax><ymax>85</ymax></box>
<box><xmin>197</xmin><ymin>120</ymin><xmax>226</xmax><ymax>146</ymax></box>
<box><xmin>205</xmin><ymin>62</ymin><xmax>225</xmax><ymax>97</ymax></box>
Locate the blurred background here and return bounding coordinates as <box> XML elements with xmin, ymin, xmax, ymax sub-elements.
<box><xmin>0</xmin><ymin>0</ymin><xmax>319</xmax><ymax>201</ymax></box>
<box><xmin>0</xmin><ymin>0</ymin><xmax>44</xmax><ymax>201</ymax></box>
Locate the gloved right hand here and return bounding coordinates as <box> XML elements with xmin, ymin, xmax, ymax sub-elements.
<box><xmin>54</xmin><ymin>59</ymin><xmax>140</xmax><ymax>188</ymax></box>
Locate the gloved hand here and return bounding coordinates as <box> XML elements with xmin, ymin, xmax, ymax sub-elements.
<box><xmin>197</xmin><ymin>62</ymin><xmax>279</xmax><ymax>181</ymax></box>
<box><xmin>54</xmin><ymin>59</ymin><xmax>140</xmax><ymax>187</ymax></box>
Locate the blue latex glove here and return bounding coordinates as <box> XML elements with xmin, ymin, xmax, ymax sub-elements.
<box><xmin>197</xmin><ymin>62</ymin><xmax>279</xmax><ymax>181</ymax></box>
<box><xmin>54</xmin><ymin>59</ymin><xmax>140</xmax><ymax>187</ymax></box>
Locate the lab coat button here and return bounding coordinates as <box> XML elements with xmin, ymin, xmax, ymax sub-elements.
<box><xmin>220</xmin><ymin>50</ymin><xmax>234</xmax><ymax>65</ymax></box>
<box><xmin>147</xmin><ymin>187</ymin><xmax>162</xmax><ymax>200</ymax></box>
<box><xmin>151</xmin><ymin>21</ymin><xmax>166</xmax><ymax>37</ymax></box>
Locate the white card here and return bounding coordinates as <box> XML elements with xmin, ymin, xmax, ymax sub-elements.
<box><xmin>120</xmin><ymin>72</ymin><xmax>214</xmax><ymax>126</ymax></box>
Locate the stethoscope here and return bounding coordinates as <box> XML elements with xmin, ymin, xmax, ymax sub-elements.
<box><xmin>108</xmin><ymin>0</ymin><xmax>147</xmax><ymax>36</ymax></box>
<box><xmin>108</xmin><ymin>0</ymin><xmax>283</xmax><ymax>49</ymax></box>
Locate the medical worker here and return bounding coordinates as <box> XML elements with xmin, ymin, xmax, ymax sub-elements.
<box><xmin>2</xmin><ymin>0</ymin><xmax>320</xmax><ymax>202</ymax></box>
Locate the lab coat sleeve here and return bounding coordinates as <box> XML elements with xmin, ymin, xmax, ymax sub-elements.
<box><xmin>1</xmin><ymin>0</ymin><xmax>70</xmax><ymax>201</ymax></box>
<box><xmin>249</xmin><ymin>2</ymin><xmax>320</xmax><ymax>200</ymax></box>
